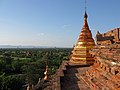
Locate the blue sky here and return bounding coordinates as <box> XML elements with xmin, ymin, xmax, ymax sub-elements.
<box><xmin>0</xmin><ymin>0</ymin><xmax>120</xmax><ymax>47</ymax></box>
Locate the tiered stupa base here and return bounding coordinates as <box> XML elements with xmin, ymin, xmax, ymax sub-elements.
<box><xmin>70</xmin><ymin>58</ymin><xmax>94</xmax><ymax>65</ymax></box>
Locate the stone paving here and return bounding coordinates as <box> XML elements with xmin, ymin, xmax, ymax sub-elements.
<box><xmin>61</xmin><ymin>65</ymin><xmax>91</xmax><ymax>90</ymax></box>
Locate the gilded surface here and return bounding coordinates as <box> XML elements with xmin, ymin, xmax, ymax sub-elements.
<box><xmin>70</xmin><ymin>11</ymin><xmax>95</xmax><ymax>64</ymax></box>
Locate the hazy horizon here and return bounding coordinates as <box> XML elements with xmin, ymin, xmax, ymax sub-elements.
<box><xmin>0</xmin><ymin>45</ymin><xmax>72</xmax><ymax>48</ymax></box>
<box><xmin>0</xmin><ymin>0</ymin><xmax>120</xmax><ymax>47</ymax></box>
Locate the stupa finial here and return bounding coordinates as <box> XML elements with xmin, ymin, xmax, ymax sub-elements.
<box><xmin>85</xmin><ymin>0</ymin><xmax>87</xmax><ymax>11</ymax></box>
<box><xmin>84</xmin><ymin>0</ymin><xmax>88</xmax><ymax>18</ymax></box>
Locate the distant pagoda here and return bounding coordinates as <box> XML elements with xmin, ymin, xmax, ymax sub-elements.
<box><xmin>70</xmin><ymin>11</ymin><xmax>95</xmax><ymax>65</ymax></box>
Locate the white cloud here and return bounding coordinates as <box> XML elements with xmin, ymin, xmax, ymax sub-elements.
<box><xmin>62</xmin><ymin>24</ymin><xmax>70</xmax><ymax>28</ymax></box>
<box><xmin>38</xmin><ymin>33</ymin><xmax>45</xmax><ymax>36</ymax></box>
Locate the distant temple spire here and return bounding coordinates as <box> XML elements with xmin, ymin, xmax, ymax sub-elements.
<box><xmin>44</xmin><ymin>62</ymin><xmax>49</xmax><ymax>81</ymax></box>
<box><xmin>96</xmin><ymin>31</ymin><xmax>101</xmax><ymax>35</ymax></box>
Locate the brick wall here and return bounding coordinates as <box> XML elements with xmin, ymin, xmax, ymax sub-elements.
<box><xmin>96</xmin><ymin>28</ymin><xmax>120</xmax><ymax>45</ymax></box>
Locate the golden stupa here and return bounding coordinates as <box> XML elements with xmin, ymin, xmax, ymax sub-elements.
<box><xmin>44</xmin><ymin>65</ymin><xmax>49</xmax><ymax>81</ymax></box>
<box><xmin>70</xmin><ymin>11</ymin><xmax>95</xmax><ymax>65</ymax></box>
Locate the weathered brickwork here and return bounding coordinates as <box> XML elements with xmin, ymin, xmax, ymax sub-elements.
<box><xmin>96</xmin><ymin>28</ymin><xmax>120</xmax><ymax>45</ymax></box>
<box><xmin>88</xmin><ymin>44</ymin><xmax>120</xmax><ymax>90</ymax></box>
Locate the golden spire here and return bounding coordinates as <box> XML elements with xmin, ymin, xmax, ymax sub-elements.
<box><xmin>70</xmin><ymin>0</ymin><xmax>95</xmax><ymax>64</ymax></box>
<box><xmin>43</xmin><ymin>62</ymin><xmax>49</xmax><ymax>81</ymax></box>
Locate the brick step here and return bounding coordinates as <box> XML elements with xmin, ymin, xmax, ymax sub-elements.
<box><xmin>87</xmin><ymin>67</ymin><xmax>120</xmax><ymax>89</ymax></box>
<box><xmin>83</xmin><ymin>69</ymin><xmax>116</xmax><ymax>90</ymax></box>
<box><xmin>99</xmin><ymin>72</ymin><xmax>120</xmax><ymax>88</ymax></box>
<box><xmin>94</xmin><ymin>74</ymin><xmax>117</xmax><ymax>90</ymax></box>
<box><xmin>94</xmin><ymin>77</ymin><xmax>114</xmax><ymax>90</ymax></box>
<box><xmin>105</xmin><ymin>73</ymin><xmax>120</xmax><ymax>84</ymax></box>
<box><xmin>80</xmin><ymin>75</ymin><xmax>101</xmax><ymax>90</ymax></box>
